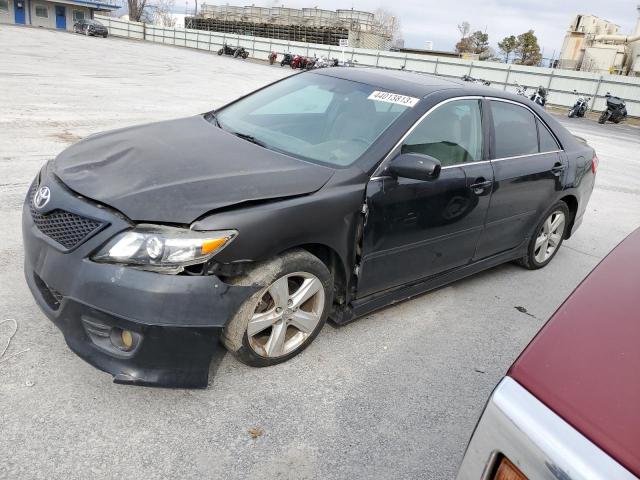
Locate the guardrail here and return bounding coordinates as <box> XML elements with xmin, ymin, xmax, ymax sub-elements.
<box><xmin>96</xmin><ymin>15</ymin><xmax>640</xmax><ymax>117</ymax></box>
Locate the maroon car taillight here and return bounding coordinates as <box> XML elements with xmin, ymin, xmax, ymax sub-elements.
<box><xmin>592</xmin><ymin>154</ymin><xmax>599</xmax><ymax>174</ymax></box>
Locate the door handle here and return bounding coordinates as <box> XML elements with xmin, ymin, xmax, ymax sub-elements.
<box><xmin>470</xmin><ymin>179</ymin><xmax>493</xmax><ymax>195</ymax></box>
<box><xmin>551</xmin><ymin>163</ymin><xmax>566</xmax><ymax>176</ymax></box>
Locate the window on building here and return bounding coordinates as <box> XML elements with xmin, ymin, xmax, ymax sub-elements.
<box><xmin>73</xmin><ymin>9</ymin><xmax>85</xmax><ymax>21</ymax></box>
<box><xmin>401</xmin><ymin>99</ymin><xmax>483</xmax><ymax>167</ymax></box>
<box><xmin>0</xmin><ymin>0</ymin><xmax>8</xmax><ymax>12</ymax></box>
<box><xmin>490</xmin><ymin>101</ymin><xmax>538</xmax><ymax>158</ymax></box>
<box><xmin>35</xmin><ymin>4</ymin><xmax>48</xmax><ymax>17</ymax></box>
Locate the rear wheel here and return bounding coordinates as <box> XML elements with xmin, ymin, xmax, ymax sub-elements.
<box><xmin>217</xmin><ymin>48</ymin><xmax>223</xmax><ymax>55</ymax></box>
<box><xmin>518</xmin><ymin>202</ymin><xmax>569</xmax><ymax>270</ymax></box>
<box><xmin>222</xmin><ymin>249</ymin><xmax>333</xmax><ymax>367</ymax></box>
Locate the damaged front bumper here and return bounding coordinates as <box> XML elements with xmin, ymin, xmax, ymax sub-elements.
<box><xmin>22</xmin><ymin>168</ymin><xmax>257</xmax><ymax>388</ymax></box>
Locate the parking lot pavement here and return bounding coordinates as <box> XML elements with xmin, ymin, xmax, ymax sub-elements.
<box><xmin>1</xmin><ymin>26</ymin><xmax>639</xmax><ymax>480</ymax></box>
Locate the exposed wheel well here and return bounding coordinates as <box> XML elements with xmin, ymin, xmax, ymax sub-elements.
<box><xmin>559</xmin><ymin>194</ymin><xmax>578</xmax><ymax>238</ymax></box>
<box><xmin>293</xmin><ymin>244</ymin><xmax>348</xmax><ymax>307</ymax></box>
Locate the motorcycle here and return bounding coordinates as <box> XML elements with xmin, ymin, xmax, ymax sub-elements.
<box><xmin>268</xmin><ymin>51</ymin><xmax>277</xmax><ymax>65</ymax></box>
<box><xmin>461</xmin><ymin>74</ymin><xmax>491</xmax><ymax>86</ymax></box>
<box><xmin>304</xmin><ymin>56</ymin><xmax>317</xmax><ymax>70</ymax></box>
<box><xmin>514</xmin><ymin>81</ymin><xmax>528</xmax><ymax>97</ymax></box>
<box><xmin>530</xmin><ymin>86</ymin><xmax>548</xmax><ymax>107</ymax></box>
<box><xmin>280</xmin><ymin>53</ymin><xmax>293</xmax><ymax>67</ymax></box>
<box><xmin>290</xmin><ymin>55</ymin><xmax>303</xmax><ymax>69</ymax></box>
<box><xmin>568</xmin><ymin>90</ymin><xmax>591</xmax><ymax>118</ymax></box>
<box><xmin>217</xmin><ymin>44</ymin><xmax>248</xmax><ymax>59</ymax></box>
<box><xmin>598</xmin><ymin>93</ymin><xmax>627</xmax><ymax>124</ymax></box>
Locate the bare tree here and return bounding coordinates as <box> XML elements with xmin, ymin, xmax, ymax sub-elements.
<box><xmin>374</xmin><ymin>8</ymin><xmax>403</xmax><ymax>43</ymax></box>
<box><xmin>128</xmin><ymin>0</ymin><xmax>175</xmax><ymax>24</ymax></box>
<box><xmin>457</xmin><ymin>21</ymin><xmax>471</xmax><ymax>39</ymax></box>
<box><xmin>127</xmin><ymin>0</ymin><xmax>147</xmax><ymax>22</ymax></box>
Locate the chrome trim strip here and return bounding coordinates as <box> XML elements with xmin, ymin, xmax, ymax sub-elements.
<box><xmin>456</xmin><ymin>377</ymin><xmax>638</xmax><ymax>480</ymax></box>
<box><xmin>491</xmin><ymin>150</ymin><xmax>563</xmax><ymax>162</ymax></box>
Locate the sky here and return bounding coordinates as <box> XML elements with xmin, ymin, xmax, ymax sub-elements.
<box><xmin>176</xmin><ymin>0</ymin><xmax>638</xmax><ymax>60</ymax></box>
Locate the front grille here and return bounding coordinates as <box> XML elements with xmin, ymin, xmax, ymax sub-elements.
<box><xmin>29</xmin><ymin>182</ymin><xmax>105</xmax><ymax>250</ymax></box>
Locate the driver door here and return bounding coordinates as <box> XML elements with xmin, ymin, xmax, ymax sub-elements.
<box><xmin>357</xmin><ymin>98</ymin><xmax>494</xmax><ymax>298</ymax></box>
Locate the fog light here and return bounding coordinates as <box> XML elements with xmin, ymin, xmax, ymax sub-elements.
<box><xmin>109</xmin><ymin>327</ymin><xmax>138</xmax><ymax>352</ymax></box>
<box><xmin>121</xmin><ymin>330</ymin><xmax>134</xmax><ymax>350</ymax></box>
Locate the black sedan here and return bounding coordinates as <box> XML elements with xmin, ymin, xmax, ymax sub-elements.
<box><xmin>73</xmin><ymin>19</ymin><xmax>108</xmax><ymax>37</ymax></box>
<box><xmin>22</xmin><ymin>69</ymin><xmax>596</xmax><ymax>387</ymax></box>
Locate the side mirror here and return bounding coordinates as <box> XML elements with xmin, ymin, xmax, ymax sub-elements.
<box><xmin>388</xmin><ymin>153</ymin><xmax>441</xmax><ymax>181</ymax></box>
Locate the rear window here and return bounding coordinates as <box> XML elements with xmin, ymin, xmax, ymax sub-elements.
<box><xmin>490</xmin><ymin>101</ymin><xmax>538</xmax><ymax>158</ymax></box>
<box><xmin>538</xmin><ymin>120</ymin><xmax>559</xmax><ymax>152</ymax></box>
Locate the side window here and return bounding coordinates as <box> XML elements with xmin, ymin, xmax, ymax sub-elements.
<box><xmin>252</xmin><ymin>84</ymin><xmax>334</xmax><ymax>115</ymax></box>
<box><xmin>0</xmin><ymin>0</ymin><xmax>8</xmax><ymax>12</ymax></box>
<box><xmin>401</xmin><ymin>99</ymin><xmax>483</xmax><ymax>167</ymax></box>
<box><xmin>73</xmin><ymin>10</ymin><xmax>85</xmax><ymax>22</ymax></box>
<box><xmin>490</xmin><ymin>101</ymin><xmax>538</xmax><ymax>158</ymax></box>
<box><xmin>538</xmin><ymin>120</ymin><xmax>559</xmax><ymax>152</ymax></box>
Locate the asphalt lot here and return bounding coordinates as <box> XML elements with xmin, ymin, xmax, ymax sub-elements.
<box><xmin>1</xmin><ymin>26</ymin><xmax>639</xmax><ymax>480</ymax></box>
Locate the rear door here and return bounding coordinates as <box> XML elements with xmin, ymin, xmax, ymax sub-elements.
<box><xmin>474</xmin><ymin>99</ymin><xmax>564</xmax><ymax>260</ymax></box>
<box><xmin>357</xmin><ymin>98</ymin><xmax>494</xmax><ymax>297</ymax></box>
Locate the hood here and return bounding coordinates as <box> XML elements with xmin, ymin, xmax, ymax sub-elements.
<box><xmin>53</xmin><ymin>116</ymin><xmax>335</xmax><ymax>224</ymax></box>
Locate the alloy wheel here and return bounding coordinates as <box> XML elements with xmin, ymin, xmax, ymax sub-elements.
<box><xmin>247</xmin><ymin>272</ymin><xmax>325</xmax><ymax>358</ymax></box>
<box><xmin>534</xmin><ymin>211</ymin><xmax>565</xmax><ymax>263</ymax></box>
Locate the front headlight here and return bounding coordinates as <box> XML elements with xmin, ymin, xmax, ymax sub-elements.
<box><xmin>92</xmin><ymin>224</ymin><xmax>237</xmax><ymax>273</ymax></box>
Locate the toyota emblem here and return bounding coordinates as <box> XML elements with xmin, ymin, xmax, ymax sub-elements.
<box><xmin>33</xmin><ymin>186</ymin><xmax>51</xmax><ymax>210</ymax></box>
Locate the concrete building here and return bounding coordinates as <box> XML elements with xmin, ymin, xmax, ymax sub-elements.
<box><xmin>186</xmin><ymin>4</ymin><xmax>393</xmax><ymax>49</ymax></box>
<box><xmin>0</xmin><ymin>0</ymin><xmax>118</xmax><ymax>31</ymax></box>
<box><xmin>558</xmin><ymin>9</ymin><xmax>640</xmax><ymax>75</ymax></box>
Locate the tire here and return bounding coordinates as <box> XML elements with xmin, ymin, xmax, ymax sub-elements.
<box><xmin>613</xmin><ymin>118</ymin><xmax>621</xmax><ymax>124</ymax></box>
<box><xmin>568</xmin><ymin>108</ymin><xmax>576</xmax><ymax>118</ymax></box>
<box><xmin>103</xmin><ymin>33</ymin><xmax>108</xmax><ymax>38</ymax></box>
<box><xmin>280</xmin><ymin>60</ymin><xmax>286</xmax><ymax>66</ymax></box>
<box><xmin>217</xmin><ymin>48</ymin><xmax>223</xmax><ymax>55</ymax></box>
<box><xmin>242</xmin><ymin>52</ymin><xmax>248</xmax><ymax>59</ymax></box>
<box><xmin>222</xmin><ymin>249</ymin><xmax>333</xmax><ymax>367</ymax></box>
<box><xmin>233</xmin><ymin>50</ymin><xmax>240</xmax><ymax>58</ymax></box>
<box><xmin>517</xmin><ymin>202</ymin><xmax>570</xmax><ymax>270</ymax></box>
<box><xmin>598</xmin><ymin>111</ymin><xmax>608</xmax><ymax>124</ymax></box>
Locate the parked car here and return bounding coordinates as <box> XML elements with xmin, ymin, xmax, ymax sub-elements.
<box><xmin>457</xmin><ymin>227</ymin><xmax>639</xmax><ymax>480</ymax></box>
<box><xmin>73</xmin><ymin>19</ymin><xmax>108</xmax><ymax>38</ymax></box>
<box><xmin>23</xmin><ymin>69</ymin><xmax>596</xmax><ymax>388</ymax></box>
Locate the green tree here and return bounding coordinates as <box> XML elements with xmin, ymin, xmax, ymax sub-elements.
<box><xmin>515</xmin><ymin>30</ymin><xmax>542</xmax><ymax>66</ymax></box>
<box><xmin>498</xmin><ymin>35</ymin><xmax>518</xmax><ymax>63</ymax></box>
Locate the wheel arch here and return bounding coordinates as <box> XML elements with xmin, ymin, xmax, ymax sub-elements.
<box><xmin>281</xmin><ymin>243</ymin><xmax>349</xmax><ymax>308</ymax></box>
<box><xmin>559</xmin><ymin>194</ymin><xmax>579</xmax><ymax>239</ymax></box>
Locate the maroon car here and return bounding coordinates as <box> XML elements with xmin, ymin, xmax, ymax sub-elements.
<box><xmin>457</xmin><ymin>228</ymin><xmax>640</xmax><ymax>480</ymax></box>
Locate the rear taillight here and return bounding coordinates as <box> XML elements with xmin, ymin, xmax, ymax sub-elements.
<box><xmin>592</xmin><ymin>154</ymin><xmax>599</xmax><ymax>174</ymax></box>
<box><xmin>494</xmin><ymin>457</ymin><xmax>527</xmax><ymax>480</ymax></box>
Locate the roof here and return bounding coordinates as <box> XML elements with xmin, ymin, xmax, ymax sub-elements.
<box><xmin>312</xmin><ymin>67</ymin><xmax>465</xmax><ymax>98</ymax></box>
<box><xmin>509</xmin><ymin>227</ymin><xmax>640</xmax><ymax>477</ymax></box>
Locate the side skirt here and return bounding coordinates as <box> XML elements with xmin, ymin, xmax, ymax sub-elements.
<box><xmin>331</xmin><ymin>246</ymin><xmax>524</xmax><ymax>325</ymax></box>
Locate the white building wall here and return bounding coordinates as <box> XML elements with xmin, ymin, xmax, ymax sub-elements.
<box><xmin>31</xmin><ymin>1</ymin><xmax>55</xmax><ymax>28</ymax></box>
<box><xmin>0</xmin><ymin>0</ymin><xmax>15</xmax><ymax>25</ymax></box>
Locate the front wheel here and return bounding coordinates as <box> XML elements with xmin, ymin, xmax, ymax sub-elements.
<box><xmin>568</xmin><ymin>108</ymin><xmax>576</xmax><ymax>118</ymax></box>
<box><xmin>222</xmin><ymin>249</ymin><xmax>333</xmax><ymax>367</ymax></box>
<box><xmin>598</xmin><ymin>111</ymin><xmax>609</xmax><ymax>124</ymax></box>
<box><xmin>217</xmin><ymin>48</ymin><xmax>223</xmax><ymax>55</ymax></box>
<box><xmin>518</xmin><ymin>202</ymin><xmax>569</xmax><ymax>270</ymax></box>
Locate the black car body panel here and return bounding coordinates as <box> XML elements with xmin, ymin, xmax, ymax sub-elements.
<box><xmin>53</xmin><ymin>116</ymin><xmax>335</xmax><ymax>223</ymax></box>
<box><xmin>23</xmin><ymin>69</ymin><xmax>596</xmax><ymax>387</ymax></box>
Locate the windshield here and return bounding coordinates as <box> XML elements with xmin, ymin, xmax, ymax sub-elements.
<box><xmin>215</xmin><ymin>73</ymin><xmax>413</xmax><ymax>167</ymax></box>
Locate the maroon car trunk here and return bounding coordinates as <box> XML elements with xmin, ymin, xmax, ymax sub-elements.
<box><xmin>509</xmin><ymin>228</ymin><xmax>640</xmax><ymax>477</ymax></box>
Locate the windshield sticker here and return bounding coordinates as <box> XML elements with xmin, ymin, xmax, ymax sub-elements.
<box><xmin>367</xmin><ymin>91</ymin><xmax>420</xmax><ymax>107</ymax></box>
